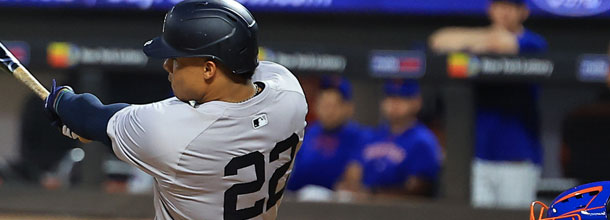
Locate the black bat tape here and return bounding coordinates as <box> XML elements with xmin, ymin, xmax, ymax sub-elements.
<box><xmin>0</xmin><ymin>43</ymin><xmax>20</xmax><ymax>73</ymax></box>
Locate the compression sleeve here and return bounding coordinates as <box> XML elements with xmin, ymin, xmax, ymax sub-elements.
<box><xmin>56</xmin><ymin>92</ymin><xmax>129</xmax><ymax>146</ymax></box>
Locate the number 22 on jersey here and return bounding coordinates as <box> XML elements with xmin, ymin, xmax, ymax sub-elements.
<box><xmin>224</xmin><ymin>133</ymin><xmax>299</xmax><ymax>220</ymax></box>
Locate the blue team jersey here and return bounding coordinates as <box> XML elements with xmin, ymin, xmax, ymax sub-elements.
<box><xmin>356</xmin><ymin>122</ymin><xmax>442</xmax><ymax>189</ymax></box>
<box><xmin>518</xmin><ymin>29</ymin><xmax>547</xmax><ymax>54</ymax></box>
<box><xmin>287</xmin><ymin>121</ymin><xmax>364</xmax><ymax>191</ymax></box>
<box><xmin>474</xmin><ymin>29</ymin><xmax>547</xmax><ymax>164</ymax></box>
<box><xmin>475</xmin><ymin>89</ymin><xmax>543</xmax><ymax>165</ymax></box>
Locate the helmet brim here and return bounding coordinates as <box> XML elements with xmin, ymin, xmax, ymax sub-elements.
<box><xmin>143</xmin><ymin>36</ymin><xmax>191</xmax><ymax>59</ymax></box>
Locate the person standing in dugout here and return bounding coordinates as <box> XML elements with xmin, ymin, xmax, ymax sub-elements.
<box><xmin>429</xmin><ymin>0</ymin><xmax>547</xmax><ymax>208</ymax></box>
<box><xmin>44</xmin><ymin>0</ymin><xmax>308</xmax><ymax>219</ymax></box>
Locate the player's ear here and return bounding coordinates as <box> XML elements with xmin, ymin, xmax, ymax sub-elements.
<box><xmin>163</xmin><ymin>58</ymin><xmax>174</xmax><ymax>73</ymax></box>
<box><xmin>202</xmin><ymin>60</ymin><xmax>217</xmax><ymax>80</ymax></box>
<box><xmin>345</xmin><ymin>101</ymin><xmax>355</xmax><ymax>118</ymax></box>
<box><xmin>520</xmin><ymin>6</ymin><xmax>530</xmax><ymax>22</ymax></box>
<box><xmin>487</xmin><ymin>3</ymin><xmax>497</xmax><ymax>17</ymax></box>
<box><xmin>412</xmin><ymin>95</ymin><xmax>423</xmax><ymax>113</ymax></box>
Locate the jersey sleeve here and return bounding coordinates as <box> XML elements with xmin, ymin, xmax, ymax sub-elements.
<box><xmin>253</xmin><ymin>61</ymin><xmax>308</xmax><ymax>142</ymax></box>
<box><xmin>297</xmin><ymin>122</ymin><xmax>306</xmax><ymax>141</ymax></box>
<box><xmin>404</xmin><ymin>138</ymin><xmax>442</xmax><ymax>181</ymax></box>
<box><xmin>106</xmin><ymin>98</ymin><xmax>220</xmax><ymax>178</ymax></box>
<box><xmin>351</xmin><ymin>127</ymin><xmax>373</xmax><ymax>164</ymax></box>
<box><xmin>252</xmin><ymin>61</ymin><xmax>305</xmax><ymax>96</ymax></box>
<box><xmin>518</xmin><ymin>30</ymin><xmax>548</xmax><ymax>54</ymax></box>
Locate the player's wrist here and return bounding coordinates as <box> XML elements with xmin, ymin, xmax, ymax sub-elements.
<box><xmin>53</xmin><ymin>87</ymin><xmax>74</xmax><ymax>112</ymax></box>
<box><xmin>43</xmin><ymin>79</ymin><xmax>75</xmax><ymax>128</ymax></box>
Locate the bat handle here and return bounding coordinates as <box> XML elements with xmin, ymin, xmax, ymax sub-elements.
<box><xmin>77</xmin><ymin>136</ymin><xmax>92</xmax><ymax>143</ymax></box>
<box><xmin>14</xmin><ymin>69</ymin><xmax>92</xmax><ymax>143</ymax></box>
<box><xmin>76</xmin><ymin>134</ymin><xmax>92</xmax><ymax>143</ymax></box>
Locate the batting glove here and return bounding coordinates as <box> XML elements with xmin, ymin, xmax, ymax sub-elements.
<box><xmin>44</xmin><ymin>79</ymin><xmax>74</xmax><ymax>128</ymax></box>
<box><xmin>61</xmin><ymin>125</ymin><xmax>79</xmax><ymax>140</ymax></box>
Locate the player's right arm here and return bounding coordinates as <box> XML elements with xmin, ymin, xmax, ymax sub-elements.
<box><xmin>429</xmin><ymin>27</ymin><xmax>485</xmax><ymax>53</ymax></box>
<box><xmin>379</xmin><ymin>139</ymin><xmax>442</xmax><ymax>197</ymax></box>
<box><xmin>429</xmin><ymin>27</ymin><xmax>518</xmax><ymax>54</ymax></box>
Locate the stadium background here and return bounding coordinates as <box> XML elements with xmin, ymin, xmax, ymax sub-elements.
<box><xmin>0</xmin><ymin>0</ymin><xmax>608</xmax><ymax>219</ymax></box>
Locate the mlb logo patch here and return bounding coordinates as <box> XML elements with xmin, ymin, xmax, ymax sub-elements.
<box><xmin>252</xmin><ymin>114</ymin><xmax>268</xmax><ymax>129</ymax></box>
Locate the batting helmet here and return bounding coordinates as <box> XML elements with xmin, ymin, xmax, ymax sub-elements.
<box><xmin>531</xmin><ymin>181</ymin><xmax>610</xmax><ymax>220</ymax></box>
<box><xmin>143</xmin><ymin>0</ymin><xmax>259</xmax><ymax>75</ymax></box>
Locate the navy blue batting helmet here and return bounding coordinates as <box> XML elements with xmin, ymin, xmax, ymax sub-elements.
<box><xmin>143</xmin><ymin>0</ymin><xmax>259</xmax><ymax>75</ymax></box>
<box><xmin>531</xmin><ymin>181</ymin><xmax>610</xmax><ymax>220</ymax></box>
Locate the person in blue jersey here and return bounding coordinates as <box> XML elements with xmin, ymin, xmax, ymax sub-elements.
<box><xmin>430</xmin><ymin>0</ymin><xmax>546</xmax><ymax>54</ymax></box>
<box><xmin>429</xmin><ymin>0</ymin><xmax>547</xmax><ymax>209</ymax></box>
<box><xmin>337</xmin><ymin>80</ymin><xmax>442</xmax><ymax>198</ymax></box>
<box><xmin>287</xmin><ymin>76</ymin><xmax>364</xmax><ymax>200</ymax></box>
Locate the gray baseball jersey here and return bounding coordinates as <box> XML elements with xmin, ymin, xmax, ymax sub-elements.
<box><xmin>107</xmin><ymin>61</ymin><xmax>307</xmax><ymax>220</ymax></box>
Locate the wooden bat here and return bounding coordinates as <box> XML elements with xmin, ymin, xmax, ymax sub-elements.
<box><xmin>0</xmin><ymin>41</ymin><xmax>91</xmax><ymax>143</ymax></box>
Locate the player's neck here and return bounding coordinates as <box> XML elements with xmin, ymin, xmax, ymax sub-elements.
<box><xmin>389</xmin><ymin>118</ymin><xmax>417</xmax><ymax>135</ymax></box>
<box><xmin>201</xmin><ymin>79</ymin><xmax>257</xmax><ymax>104</ymax></box>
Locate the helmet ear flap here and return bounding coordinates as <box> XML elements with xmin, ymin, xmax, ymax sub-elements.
<box><xmin>531</xmin><ymin>201</ymin><xmax>550</xmax><ymax>220</ymax></box>
<box><xmin>530</xmin><ymin>201</ymin><xmax>583</xmax><ymax>220</ymax></box>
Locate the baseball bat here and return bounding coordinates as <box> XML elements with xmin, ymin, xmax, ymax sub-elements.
<box><xmin>0</xmin><ymin>41</ymin><xmax>91</xmax><ymax>143</ymax></box>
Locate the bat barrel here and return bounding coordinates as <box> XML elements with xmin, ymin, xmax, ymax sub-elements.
<box><xmin>0</xmin><ymin>43</ymin><xmax>21</xmax><ymax>73</ymax></box>
<box><xmin>0</xmin><ymin>42</ymin><xmax>50</xmax><ymax>99</ymax></box>
<box><xmin>13</xmin><ymin>67</ymin><xmax>50</xmax><ymax>100</ymax></box>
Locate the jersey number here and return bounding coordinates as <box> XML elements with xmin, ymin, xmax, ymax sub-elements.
<box><xmin>223</xmin><ymin>133</ymin><xmax>299</xmax><ymax>220</ymax></box>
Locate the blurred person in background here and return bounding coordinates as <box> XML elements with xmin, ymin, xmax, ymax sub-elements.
<box><xmin>429</xmin><ymin>0</ymin><xmax>547</xmax><ymax>209</ymax></box>
<box><xmin>429</xmin><ymin>0</ymin><xmax>546</xmax><ymax>54</ymax></box>
<box><xmin>338</xmin><ymin>80</ymin><xmax>442</xmax><ymax>199</ymax></box>
<box><xmin>287</xmin><ymin>76</ymin><xmax>364</xmax><ymax>201</ymax></box>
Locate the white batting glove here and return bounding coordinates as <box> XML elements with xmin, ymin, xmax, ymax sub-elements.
<box><xmin>61</xmin><ymin>125</ymin><xmax>79</xmax><ymax>140</ymax></box>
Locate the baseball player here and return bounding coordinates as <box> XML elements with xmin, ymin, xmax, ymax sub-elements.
<box><xmin>44</xmin><ymin>0</ymin><xmax>308</xmax><ymax>219</ymax></box>
<box><xmin>429</xmin><ymin>0</ymin><xmax>547</xmax><ymax>208</ymax></box>
<box><xmin>338</xmin><ymin>80</ymin><xmax>442</xmax><ymax>198</ymax></box>
<box><xmin>430</xmin><ymin>0</ymin><xmax>547</xmax><ymax>54</ymax></box>
<box><xmin>287</xmin><ymin>77</ymin><xmax>364</xmax><ymax>195</ymax></box>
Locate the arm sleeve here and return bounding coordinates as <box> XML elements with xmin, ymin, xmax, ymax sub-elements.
<box><xmin>405</xmin><ymin>140</ymin><xmax>442</xmax><ymax>181</ymax></box>
<box><xmin>56</xmin><ymin>92</ymin><xmax>129</xmax><ymax>146</ymax></box>
<box><xmin>106</xmin><ymin>104</ymin><xmax>173</xmax><ymax>177</ymax></box>
<box><xmin>518</xmin><ymin>32</ymin><xmax>548</xmax><ymax>54</ymax></box>
<box><xmin>351</xmin><ymin>128</ymin><xmax>372</xmax><ymax>164</ymax></box>
<box><xmin>106</xmin><ymin>98</ymin><xmax>220</xmax><ymax>178</ymax></box>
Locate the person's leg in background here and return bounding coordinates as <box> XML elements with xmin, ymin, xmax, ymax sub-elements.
<box><xmin>497</xmin><ymin>161</ymin><xmax>541</xmax><ymax>209</ymax></box>
<box><xmin>471</xmin><ymin>158</ymin><xmax>499</xmax><ymax>208</ymax></box>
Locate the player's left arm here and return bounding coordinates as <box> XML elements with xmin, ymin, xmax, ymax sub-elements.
<box><xmin>45</xmin><ymin>82</ymin><xmax>129</xmax><ymax>146</ymax></box>
<box><xmin>335</xmin><ymin>161</ymin><xmax>365</xmax><ymax>192</ymax></box>
<box><xmin>402</xmin><ymin>140</ymin><xmax>442</xmax><ymax>196</ymax></box>
<box><xmin>335</xmin><ymin>128</ymin><xmax>371</xmax><ymax>196</ymax></box>
<box><xmin>375</xmin><ymin>138</ymin><xmax>442</xmax><ymax>197</ymax></box>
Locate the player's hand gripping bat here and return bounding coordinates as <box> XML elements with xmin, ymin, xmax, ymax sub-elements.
<box><xmin>0</xmin><ymin>41</ymin><xmax>91</xmax><ymax>143</ymax></box>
